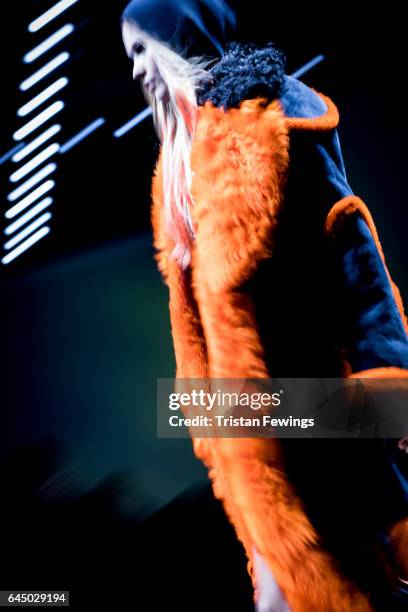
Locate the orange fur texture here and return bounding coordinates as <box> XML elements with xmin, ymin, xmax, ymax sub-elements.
<box><xmin>149</xmin><ymin>95</ymin><xmax>407</xmax><ymax>610</ymax></box>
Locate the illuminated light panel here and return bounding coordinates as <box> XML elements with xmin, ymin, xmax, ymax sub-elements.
<box><xmin>3</xmin><ymin>1</ymin><xmax>78</xmax><ymax>264</ymax></box>
<box><xmin>10</xmin><ymin>144</ymin><xmax>60</xmax><ymax>183</ymax></box>
<box><xmin>113</xmin><ymin>107</ymin><xmax>153</xmax><ymax>138</ymax></box>
<box><xmin>4</xmin><ymin>212</ymin><xmax>52</xmax><ymax>251</ymax></box>
<box><xmin>2</xmin><ymin>226</ymin><xmax>50</xmax><ymax>265</ymax></box>
<box><xmin>28</xmin><ymin>0</ymin><xmax>79</xmax><ymax>33</ymax></box>
<box><xmin>60</xmin><ymin>118</ymin><xmax>105</xmax><ymax>153</ymax></box>
<box><xmin>24</xmin><ymin>24</ymin><xmax>74</xmax><ymax>63</ymax></box>
<box><xmin>7</xmin><ymin>164</ymin><xmax>56</xmax><ymax>202</ymax></box>
<box><xmin>18</xmin><ymin>78</ymin><xmax>68</xmax><ymax>117</ymax></box>
<box><xmin>13</xmin><ymin>101</ymin><xmax>64</xmax><ymax>141</ymax></box>
<box><xmin>12</xmin><ymin>125</ymin><xmax>61</xmax><ymax>162</ymax></box>
<box><xmin>5</xmin><ymin>197</ymin><xmax>53</xmax><ymax>236</ymax></box>
<box><xmin>20</xmin><ymin>52</ymin><xmax>69</xmax><ymax>92</ymax></box>
<box><xmin>6</xmin><ymin>181</ymin><xmax>55</xmax><ymax>219</ymax></box>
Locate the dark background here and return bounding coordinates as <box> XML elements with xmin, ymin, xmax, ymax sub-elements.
<box><xmin>0</xmin><ymin>1</ymin><xmax>407</xmax><ymax>609</ymax></box>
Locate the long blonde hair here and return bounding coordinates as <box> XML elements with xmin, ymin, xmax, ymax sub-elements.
<box><xmin>134</xmin><ymin>29</ymin><xmax>216</xmax><ymax>270</ymax></box>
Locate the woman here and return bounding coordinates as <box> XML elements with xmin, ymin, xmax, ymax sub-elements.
<box><xmin>121</xmin><ymin>1</ymin><xmax>408</xmax><ymax>609</ymax></box>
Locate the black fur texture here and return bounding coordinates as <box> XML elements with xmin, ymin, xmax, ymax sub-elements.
<box><xmin>197</xmin><ymin>40</ymin><xmax>286</xmax><ymax>109</ymax></box>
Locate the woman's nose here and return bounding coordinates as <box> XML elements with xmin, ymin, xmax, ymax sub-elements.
<box><xmin>133</xmin><ymin>63</ymin><xmax>146</xmax><ymax>81</ymax></box>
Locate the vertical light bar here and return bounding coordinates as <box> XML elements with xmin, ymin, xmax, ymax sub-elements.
<box><xmin>20</xmin><ymin>52</ymin><xmax>69</xmax><ymax>92</ymax></box>
<box><xmin>28</xmin><ymin>0</ymin><xmax>79</xmax><ymax>33</ymax></box>
<box><xmin>3</xmin><ymin>1</ymin><xmax>77</xmax><ymax>265</ymax></box>
<box><xmin>24</xmin><ymin>24</ymin><xmax>74</xmax><ymax>63</ymax></box>
<box><xmin>1</xmin><ymin>227</ymin><xmax>51</xmax><ymax>265</ymax></box>
<box><xmin>18</xmin><ymin>78</ymin><xmax>68</xmax><ymax>117</ymax></box>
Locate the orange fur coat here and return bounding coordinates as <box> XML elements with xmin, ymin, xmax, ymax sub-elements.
<box><xmin>150</xmin><ymin>91</ymin><xmax>408</xmax><ymax>610</ymax></box>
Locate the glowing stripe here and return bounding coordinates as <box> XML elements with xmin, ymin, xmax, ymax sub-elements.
<box><xmin>7</xmin><ymin>164</ymin><xmax>56</xmax><ymax>202</ymax></box>
<box><xmin>18</xmin><ymin>78</ymin><xmax>68</xmax><ymax>117</ymax></box>
<box><xmin>113</xmin><ymin>107</ymin><xmax>153</xmax><ymax>138</ymax></box>
<box><xmin>10</xmin><ymin>144</ymin><xmax>60</xmax><ymax>183</ymax></box>
<box><xmin>13</xmin><ymin>101</ymin><xmax>64</xmax><ymax>141</ymax></box>
<box><xmin>24</xmin><ymin>24</ymin><xmax>74</xmax><ymax>63</ymax></box>
<box><xmin>6</xmin><ymin>181</ymin><xmax>55</xmax><ymax>219</ymax></box>
<box><xmin>12</xmin><ymin>125</ymin><xmax>61</xmax><ymax>162</ymax></box>
<box><xmin>0</xmin><ymin>143</ymin><xmax>25</xmax><ymax>166</ymax></box>
<box><xmin>20</xmin><ymin>52</ymin><xmax>69</xmax><ymax>92</ymax></box>
<box><xmin>290</xmin><ymin>55</ymin><xmax>325</xmax><ymax>79</ymax></box>
<box><xmin>60</xmin><ymin>118</ymin><xmax>105</xmax><ymax>153</ymax></box>
<box><xmin>28</xmin><ymin>0</ymin><xmax>79</xmax><ymax>33</ymax></box>
<box><xmin>4</xmin><ymin>212</ymin><xmax>52</xmax><ymax>250</ymax></box>
<box><xmin>5</xmin><ymin>197</ymin><xmax>53</xmax><ymax>235</ymax></box>
<box><xmin>2</xmin><ymin>227</ymin><xmax>50</xmax><ymax>265</ymax></box>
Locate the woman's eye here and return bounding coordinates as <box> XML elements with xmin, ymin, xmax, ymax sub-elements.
<box><xmin>133</xmin><ymin>43</ymin><xmax>144</xmax><ymax>55</ymax></box>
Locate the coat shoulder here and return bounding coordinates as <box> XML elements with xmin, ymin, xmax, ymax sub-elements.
<box><xmin>280</xmin><ymin>76</ymin><xmax>340</xmax><ymax>131</ymax></box>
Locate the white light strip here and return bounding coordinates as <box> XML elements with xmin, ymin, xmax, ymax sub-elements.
<box><xmin>10</xmin><ymin>143</ymin><xmax>60</xmax><ymax>183</ymax></box>
<box><xmin>5</xmin><ymin>197</ymin><xmax>53</xmax><ymax>235</ymax></box>
<box><xmin>18</xmin><ymin>78</ymin><xmax>68</xmax><ymax>117</ymax></box>
<box><xmin>2</xmin><ymin>227</ymin><xmax>50</xmax><ymax>265</ymax></box>
<box><xmin>12</xmin><ymin>125</ymin><xmax>61</xmax><ymax>162</ymax></box>
<box><xmin>24</xmin><ymin>24</ymin><xmax>74</xmax><ymax>63</ymax></box>
<box><xmin>13</xmin><ymin>101</ymin><xmax>64</xmax><ymax>141</ymax></box>
<box><xmin>28</xmin><ymin>0</ymin><xmax>79</xmax><ymax>33</ymax></box>
<box><xmin>6</xmin><ymin>181</ymin><xmax>55</xmax><ymax>219</ymax></box>
<box><xmin>20</xmin><ymin>52</ymin><xmax>69</xmax><ymax>92</ymax></box>
<box><xmin>4</xmin><ymin>212</ymin><xmax>52</xmax><ymax>250</ymax></box>
<box><xmin>7</xmin><ymin>164</ymin><xmax>56</xmax><ymax>202</ymax></box>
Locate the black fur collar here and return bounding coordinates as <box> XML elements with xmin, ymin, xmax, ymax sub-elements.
<box><xmin>197</xmin><ymin>40</ymin><xmax>286</xmax><ymax>110</ymax></box>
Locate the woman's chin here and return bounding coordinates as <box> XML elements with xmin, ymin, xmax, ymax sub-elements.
<box><xmin>142</xmin><ymin>82</ymin><xmax>169</xmax><ymax>105</ymax></box>
<box><xmin>154</xmin><ymin>82</ymin><xmax>169</xmax><ymax>103</ymax></box>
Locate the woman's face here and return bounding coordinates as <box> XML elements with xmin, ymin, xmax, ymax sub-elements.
<box><xmin>122</xmin><ymin>20</ymin><xmax>169</xmax><ymax>102</ymax></box>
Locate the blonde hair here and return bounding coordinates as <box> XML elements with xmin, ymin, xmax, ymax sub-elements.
<box><xmin>129</xmin><ymin>27</ymin><xmax>216</xmax><ymax>270</ymax></box>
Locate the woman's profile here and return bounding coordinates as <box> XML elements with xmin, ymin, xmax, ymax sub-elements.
<box><xmin>120</xmin><ymin>1</ymin><xmax>408</xmax><ymax>609</ymax></box>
